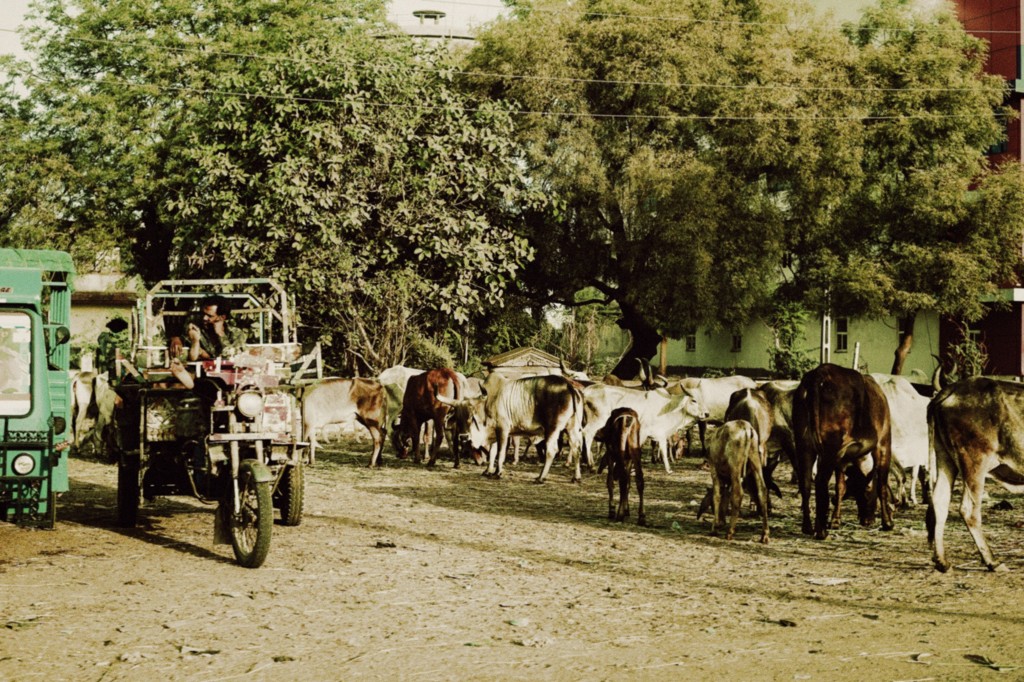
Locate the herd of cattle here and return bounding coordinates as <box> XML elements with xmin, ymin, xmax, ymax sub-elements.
<box><xmin>68</xmin><ymin>361</ymin><xmax>1024</xmax><ymax>573</ymax></box>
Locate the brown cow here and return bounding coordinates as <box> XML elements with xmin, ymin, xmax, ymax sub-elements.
<box><xmin>705</xmin><ymin>420</ymin><xmax>769</xmax><ymax>543</ymax></box>
<box><xmin>393</xmin><ymin>368</ymin><xmax>462</xmax><ymax>467</ymax></box>
<box><xmin>927</xmin><ymin>377</ymin><xmax>1024</xmax><ymax>572</ymax></box>
<box><xmin>603</xmin><ymin>407</ymin><xmax>645</xmax><ymax>526</ymax></box>
<box><xmin>792</xmin><ymin>364</ymin><xmax>894</xmax><ymax>540</ymax></box>
<box><xmin>302</xmin><ymin>378</ymin><xmax>387</xmax><ymax>466</ymax></box>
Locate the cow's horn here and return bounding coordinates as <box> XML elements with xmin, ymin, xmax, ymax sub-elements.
<box><xmin>639</xmin><ymin>357</ymin><xmax>650</xmax><ymax>381</ymax></box>
<box><xmin>930</xmin><ymin>355</ymin><xmax>945</xmax><ymax>392</ymax></box>
<box><xmin>436</xmin><ymin>393</ymin><xmax>458</xmax><ymax>406</ymax></box>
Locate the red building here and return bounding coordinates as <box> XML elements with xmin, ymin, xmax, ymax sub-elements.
<box><xmin>947</xmin><ymin>0</ymin><xmax>1024</xmax><ymax>376</ymax></box>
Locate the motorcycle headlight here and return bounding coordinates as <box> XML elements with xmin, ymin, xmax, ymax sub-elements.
<box><xmin>236</xmin><ymin>391</ymin><xmax>264</xmax><ymax>419</ymax></box>
<box><xmin>52</xmin><ymin>416</ymin><xmax>67</xmax><ymax>435</ymax></box>
<box><xmin>11</xmin><ymin>453</ymin><xmax>35</xmax><ymax>476</ymax></box>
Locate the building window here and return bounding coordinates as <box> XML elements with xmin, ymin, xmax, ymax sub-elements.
<box><xmin>731</xmin><ymin>333</ymin><xmax>742</xmax><ymax>352</ymax></box>
<box><xmin>834</xmin><ymin>317</ymin><xmax>849</xmax><ymax>352</ymax></box>
<box><xmin>685</xmin><ymin>329</ymin><xmax>696</xmax><ymax>352</ymax></box>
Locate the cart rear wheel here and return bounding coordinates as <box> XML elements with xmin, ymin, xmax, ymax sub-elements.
<box><xmin>275</xmin><ymin>461</ymin><xmax>304</xmax><ymax>526</ymax></box>
<box><xmin>116</xmin><ymin>455</ymin><xmax>140</xmax><ymax>528</ymax></box>
<box><xmin>230</xmin><ymin>461</ymin><xmax>272</xmax><ymax>568</ymax></box>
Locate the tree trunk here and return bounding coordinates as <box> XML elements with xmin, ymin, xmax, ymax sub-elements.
<box><xmin>610</xmin><ymin>301</ymin><xmax>662</xmax><ymax>379</ymax></box>
<box><xmin>891</xmin><ymin>312</ymin><xmax>916</xmax><ymax>375</ymax></box>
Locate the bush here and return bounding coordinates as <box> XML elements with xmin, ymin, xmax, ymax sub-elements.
<box><xmin>407</xmin><ymin>334</ymin><xmax>455</xmax><ymax>370</ymax></box>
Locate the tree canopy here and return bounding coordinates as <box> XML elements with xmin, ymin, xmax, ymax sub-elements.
<box><xmin>464</xmin><ymin>0</ymin><xmax>868</xmax><ymax>373</ymax></box>
<box><xmin>1</xmin><ymin>0</ymin><xmax>540</xmax><ymax>370</ymax></box>
<box><xmin>466</xmin><ymin>0</ymin><xmax>1024</xmax><ymax>375</ymax></box>
<box><xmin>3</xmin><ymin>0</ymin><xmax>1023</xmax><ymax>377</ymax></box>
<box><xmin>795</xmin><ymin>0</ymin><xmax>1024</xmax><ymax>373</ymax></box>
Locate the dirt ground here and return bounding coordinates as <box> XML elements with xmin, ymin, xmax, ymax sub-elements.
<box><xmin>3</xmin><ymin>436</ymin><xmax>1024</xmax><ymax>681</ymax></box>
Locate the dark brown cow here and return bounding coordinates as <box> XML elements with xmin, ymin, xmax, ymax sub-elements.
<box><xmin>393</xmin><ymin>368</ymin><xmax>462</xmax><ymax>467</ymax></box>
<box><xmin>603</xmin><ymin>407</ymin><xmax>645</xmax><ymax>526</ymax></box>
<box><xmin>927</xmin><ymin>377</ymin><xmax>1024</xmax><ymax>572</ymax></box>
<box><xmin>792</xmin><ymin>364</ymin><xmax>894</xmax><ymax>539</ymax></box>
<box><xmin>302</xmin><ymin>378</ymin><xmax>388</xmax><ymax>466</ymax></box>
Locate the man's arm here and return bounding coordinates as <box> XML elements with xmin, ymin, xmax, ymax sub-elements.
<box><xmin>187</xmin><ymin>323</ymin><xmax>209</xmax><ymax>361</ymax></box>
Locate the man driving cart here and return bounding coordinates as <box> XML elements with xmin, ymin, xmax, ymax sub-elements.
<box><xmin>111</xmin><ymin>279</ymin><xmax>312</xmax><ymax>568</ymax></box>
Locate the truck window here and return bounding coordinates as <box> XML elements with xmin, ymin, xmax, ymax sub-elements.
<box><xmin>0</xmin><ymin>311</ymin><xmax>32</xmax><ymax>416</ymax></box>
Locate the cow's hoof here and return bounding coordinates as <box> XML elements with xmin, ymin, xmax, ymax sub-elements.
<box><xmin>881</xmin><ymin>521</ymin><xmax>894</xmax><ymax>531</ymax></box>
<box><xmin>759</xmin><ymin>534</ymin><xmax>770</xmax><ymax>545</ymax></box>
<box><xmin>571</xmin><ymin>476</ymin><xmax>582</xmax><ymax>485</ymax></box>
<box><xmin>801</xmin><ymin>524</ymin><xmax>813</xmax><ymax>536</ymax></box>
<box><xmin>533</xmin><ymin>476</ymin><xmax>546</xmax><ymax>484</ymax></box>
<box><xmin>933</xmin><ymin>558</ymin><xmax>951</xmax><ymax>573</ymax></box>
<box><xmin>637</xmin><ymin>515</ymin><xmax>647</xmax><ymax>527</ymax></box>
<box><xmin>814</xmin><ymin>529</ymin><xmax>828</xmax><ymax>541</ymax></box>
<box><xmin>608</xmin><ymin>512</ymin><xmax>616</xmax><ymax>521</ymax></box>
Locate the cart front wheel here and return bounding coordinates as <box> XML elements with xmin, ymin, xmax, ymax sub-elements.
<box><xmin>229</xmin><ymin>461</ymin><xmax>273</xmax><ymax>568</ymax></box>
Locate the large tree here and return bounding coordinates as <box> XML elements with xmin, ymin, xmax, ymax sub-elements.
<box><xmin>465</xmin><ymin>0</ymin><xmax>865</xmax><ymax>376</ymax></box>
<box><xmin>796</xmin><ymin>0</ymin><xmax>1024</xmax><ymax>375</ymax></box>
<box><xmin>1</xmin><ymin>0</ymin><xmax>539</xmax><ymax>369</ymax></box>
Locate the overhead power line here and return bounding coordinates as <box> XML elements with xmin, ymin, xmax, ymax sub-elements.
<box><xmin>2</xmin><ymin>28</ymin><xmax>1002</xmax><ymax>96</ymax></box>
<box><xmin>24</xmin><ymin>72</ymin><xmax>1011</xmax><ymax>123</ymax></box>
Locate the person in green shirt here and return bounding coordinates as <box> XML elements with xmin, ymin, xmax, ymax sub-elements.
<box><xmin>96</xmin><ymin>316</ymin><xmax>130</xmax><ymax>379</ymax></box>
<box><xmin>169</xmin><ymin>295</ymin><xmax>248</xmax><ymax>362</ymax></box>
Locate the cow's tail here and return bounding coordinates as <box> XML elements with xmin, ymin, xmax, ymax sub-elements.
<box><xmin>86</xmin><ymin>376</ymin><xmax>101</xmax><ymax>420</ymax></box>
<box><xmin>572</xmin><ymin>384</ymin><xmax>586</xmax><ymax>429</ymax></box>
<box><xmin>805</xmin><ymin>378</ymin><xmax>825</xmax><ymax>464</ymax></box>
<box><xmin>927</xmin><ymin>388</ymin><xmax>956</xmax><ymax>489</ymax></box>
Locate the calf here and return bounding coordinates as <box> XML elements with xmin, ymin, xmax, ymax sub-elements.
<box><xmin>393</xmin><ymin>368</ymin><xmax>461</xmax><ymax>467</ymax></box>
<box><xmin>603</xmin><ymin>408</ymin><xmax>645</xmax><ymax>526</ymax></box>
<box><xmin>705</xmin><ymin>420</ymin><xmax>769</xmax><ymax>543</ymax></box>
<box><xmin>792</xmin><ymin>364</ymin><xmax>893</xmax><ymax>540</ymax></box>
<box><xmin>927</xmin><ymin>377</ymin><xmax>1024</xmax><ymax>572</ymax></box>
<box><xmin>724</xmin><ymin>388</ymin><xmax>780</xmax><ymax>507</ymax></box>
<box><xmin>301</xmin><ymin>377</ymin><xmax>388</xmax><ymax>466</ymax></box>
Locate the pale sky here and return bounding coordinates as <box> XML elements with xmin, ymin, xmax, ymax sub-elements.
<box><xmin>0</xmin><ymin>1</ymin><xmax>950</xmax><ymax>59</ymax></box>
<box><xmin>0</xmin><ymin>0</ymin><xmax>508</xmax><ymax>58</ymax></box>
<box><xmin>0</xmin><ymin>0</ymin><xmax>32</xmax><ymax>59</ymax></box>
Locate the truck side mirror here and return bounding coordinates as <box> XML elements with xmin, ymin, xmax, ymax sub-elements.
<box><xmin>54</xmin><ymin>326</ymin><xmax>71</xmax><ymax>346</ymax></box>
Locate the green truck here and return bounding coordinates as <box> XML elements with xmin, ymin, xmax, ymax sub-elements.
<box><xmin>0</xmin><ymin>248</ymin><xmax>75</xmax><ymax>527</ymax></box>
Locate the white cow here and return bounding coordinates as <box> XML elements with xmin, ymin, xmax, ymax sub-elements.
<box><xmin>378</xmin><ymin>365</ymin><xmax>424</xmax><ymax>422</ymax></box>
<box><xmin>71</xmin><ymin>371</ymin><xmax>117</xmax><ymax>459</ymax></box>
<box><xmin>443</xmin><ymin>375</ymin><xmax>586</xmax><ymax>483</ymax></box>
<box><xmin>664</xmin><ymin>375</ymin><xmax>758</xmax><ymax>457</ymax></box>
<box><xmin>583</xmin><ymin>383</ymin><xmax>709</xmax><ymax>474</ymax></box>
<box><xmin>870</xmin><ymin>373</ymin><xmax>931</xmax><ymax>506</ymax></box>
